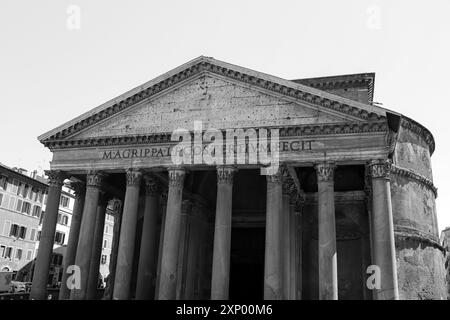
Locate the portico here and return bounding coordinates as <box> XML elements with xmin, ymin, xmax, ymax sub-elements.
<box><xmin>32</xmin><ymin>56</ymin><xmax>405</xmax><ymax>300</ymax></box>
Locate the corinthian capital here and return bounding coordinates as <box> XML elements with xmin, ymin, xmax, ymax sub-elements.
<box><xmin>69</xmin><ymin>181</ymin><xmax>86</xmax><ymax>199</ymax></box>
<box><xmin>368</xmin><ymin>159</ymin><xmax>392</xmax><ymax>180</ymax></box>
<box><xmin>144</xmin><ymin>175</ymin><xmax>160</xmax><ymax>196</ymax></box>
<box><xmin>168</xmin><ymin>167</ymin><xmax>185</xmax><ymax>188</ymax></box>
<box><xmin>217</xmin><ymin>166</ymin><xmax>236</xmax><ymax>185</ymax></box>
<box><xmin>126</xmin><ymin>169</ymin><xmax>142</xmax><ymax>187</ymax></box>
<box><xmin>86</xmin><ymin>171</ymin><xmax>107</xmax><ymax>188</ymax></box>
<box><xmin>315</xmin><ymin>162</ymin><xmax>335</xmax><ymax>182</ymax></box>
<box><xmin>45</xmin><ymin>170</ymin><xmax>66</xmax><ymax>187</ymax></box>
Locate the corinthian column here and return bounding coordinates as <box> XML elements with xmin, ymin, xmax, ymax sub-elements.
<box><xmin>315</xmin><ymin>162</ymin><xmax>338</xmax><ymax>300</ymax></box>
<box><xmin>211</xmin><ymin>166</ymin><xmax>236</xmax><ymax>300</ymax></box>
<box><xmin>281</xmin><ymin>168</ymin><xmax>294</xmax><ymax>300</ymax></box>
<box><xmin>59</xmin><ymin>181</ymin><xmax>86</xmax><ymax>300</ymax></box>
<box><xmin>135</xmin><ymin>175</ymin><xmax>160</xmax><ymax>300</ymax></box>
<box><xmin>71</xmin><ymin>171</ymin><xmax>106</xmax><ymax>300</ymax></box>
<box><xmin>113</xmin><ymin>169</ymin><xmax>142</xmax><ymax>300</ymax></box>
<box><xmin>368</xmin><ymin>160</ymin><xmax>399</xmax><ymax>300</ymax></box>
<box><xmin>30</xmin><ymin>170</ymin><xmax>65</xmax><ymax>300</ymax></box>
<box><xmin>157</xmin><ymin>168</ymin><xmax>185</xmax><ymax>300</ymax></box>
<box><xmin>87</xmin><ymin>191</ymin><xmax>109</xmax><ymax>300</ymax></box>
<box><xmin>264</xmin><ymin>169</ymin><xmax>283</xmax><ymax>300</ymax></box>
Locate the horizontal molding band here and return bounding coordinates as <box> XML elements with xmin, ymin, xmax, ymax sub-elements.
<box><xmin>391</xmin><ymin>165</ymin><xmax>438</xmax><ymax>198</ymax></box>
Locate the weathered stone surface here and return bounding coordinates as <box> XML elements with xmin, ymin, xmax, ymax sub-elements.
<box><xmin>391</xmin><ymin>124</ymin><xmax>445</xmax><ymax>300</ymax></box>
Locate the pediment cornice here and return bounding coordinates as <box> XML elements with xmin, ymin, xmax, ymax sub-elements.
<box><xmin>39</xmin><ymin>57</ymin><xmax>387</xmax><ymax>144</ymax></box>
<box><xmin>44</xmin><ymin>120</ymin><xmax>388</xmax><ymax>150</ymax></box>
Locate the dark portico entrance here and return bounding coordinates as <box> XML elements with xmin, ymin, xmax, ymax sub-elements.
<box><xmin>229</xmin><ymin>227</ymin><xmax>265</xmax><ymax>300</ymax></box>
<box><xmin>229</xmin><ymin>169</ymin><xmax>266</xmax><ymax>300</ymax></box>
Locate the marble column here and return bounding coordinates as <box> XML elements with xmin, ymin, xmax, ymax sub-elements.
<box><xmin>71</xmin><ymin>171</ymin><xmax>106</xmax><ymax>300</ymax></box>
<box><xmin>264</xmin><ymin>170</ymin><xmax>283</xmax><ymax>300</ymax></box>
<box><xmin>86</xmin><ymin>192</ymin><xmax>108</xmax><ymax>300</ymax></box>
<box><xmin>368</xmin><ymin>160</ymin><xmax>399</xmax><ymax>300</ymax></box>
<box><xmin>184</xmin><ymin>202</ymin><xmax>202</xmax><ymax>299</ymax></box>
<box><xmin>211</xmin><ymin>166</ymin><xmax>235</xmax><ymax>300</ymax></box>
<box><xmin>294</xmin><ymin>194</ymin><xmax>304</xmax><ymax>300</ymax></box>
<box><xmin>281</xmin><ymin>169</ymin><xmax>294</xmax><ymax>300</ymax></box>
<box><xmin>288</xmin><ymin>193</ymin><xmax>297</xmax><ymax>300</ymax></box>
<box><xmin>157</xmin><ymin>168</ymin><xmax>185</xmax><ymax>300</ymax></box>
<box><xmin>135</xmin><ymin>175</ymin><xmax>160</xmax><ymax>300</ymax></box>
<box><xmin>315</xmin><ymin>162</ymin><xmax>338</xmax><ymax>300</ymax></box>
<box><xmin>59</xmin><ymin>181</ymin><xmax>86</xmax><ymax>300</ymax></box>
<box><xmin>113</xmin><ymin>169</ymin><xmax>142</xmax><ymax>300</ymax></box>
<box><xmin>30</xmin><ymin>170</ymin><xmax>65</xmax><ymax>300</ymax></box>
<box><xmin>103</xmin><ymin>199</ymin><xmax>123</xmax><ymax>300</ymax></box>
<box><xmin>177</xmin><ymin>200</ymin><xmax>193</xmax><ymax>299</ymax></box>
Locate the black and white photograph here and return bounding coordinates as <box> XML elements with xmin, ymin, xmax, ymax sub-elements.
<box><xmin>0</xmin><ymin>0</ymin><xmax>449</xmax><ymax>315</ymax></box>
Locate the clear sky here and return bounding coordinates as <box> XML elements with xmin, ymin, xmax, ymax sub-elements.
<box><xmin>1</xmin><ymin>0</ymin><xmax>449</xmax><ymax>231</ymax></box>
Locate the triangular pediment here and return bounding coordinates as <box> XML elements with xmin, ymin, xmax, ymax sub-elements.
<box><xmin>39</xmin><ymin>56</ymin><xmax>388</xmax><ymax>146</ymax></box>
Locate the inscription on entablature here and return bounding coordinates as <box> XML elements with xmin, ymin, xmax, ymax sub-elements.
<box><xmin>101</xmin><ymin>139</ymin><xmax>313</xmax><ymax>160</ymax></box>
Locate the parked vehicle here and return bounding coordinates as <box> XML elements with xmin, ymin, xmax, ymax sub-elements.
<box><xmin>9</xmin><ymin>281</ymin><xmax>26</xmax><ymax>293</ymax></box>
<box><xmin>24</xmin><ymin>282</ymin><xmax>32</xmax><ymax>292</ymax></box>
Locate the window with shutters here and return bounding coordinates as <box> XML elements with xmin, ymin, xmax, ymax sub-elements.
<box><xmin>0</xmin><ymin>193</ymin><xmax>3</xmax><ymax>207</ymax></box>
<box><xmin>32</xmin><ymin>205</ymin><xmax>41</xmax><ymax>217</ymax></box>
<box><xmin>101</xmin><ymin>255</ymin><xmax>107</xmax><ymax>264</ymax></box>
<box><xmin>15</xmin><ymin>248</ymin><xmax>22</xmax><ymax>260</ymax></box>
<box><xmin>18</xmin><ymin>226</ymin><xmax>26</xmax><ymax>239</ymax></box>
<box><xmin>26</xmin><ymin>250</ymin><xmax>33</xmax><ymax>260</ymax></box>
<box><xmin>54</xmin><ymin>232</ymin><xmax>65</xmax><ymax>245</ymax></box>
<box><xmin>30</xmin><ymin>228</ymin><xmax>36</xmax><ymax>241</ymax></box>
<box><xmin>9</xmin><ymin>179</ymin><xmax>19</xmax><ymax>193</ymax></box>
<box><xmin>22</xmin><ymin>202</ymin><xmax>31</xmax><ymax>215</ymax></box>
<box><xmin>8</xmin><ymin>196</ymin><xmax>15</xmax><ymax>210</ymax></box>
<box><xmin>60</xmin><ymin>196</ymin><xmax>69</xmax><ymax>208</ymax></box>
<box><xmin>4</xmin><ymin>247</ymin><xmax>13</xmax><ymax>259</ymax></box>
<box><xmin>9</xmin><ymin>224</ymin><xmax>19</xmax><ymax>237</ymax></box>
<box><xmin>22</xmin><ymin>184</ymin><xmax>29</xmax><ymax>198</ymax></box>
<box><xmin>16</xmin><ymin>199</ymin><xmax>22</xmax><ymax>212</ymax></box>
<box><xmin>0</xmin><ymin>176</ymin><xmax>7</xmax><ymax>190</ymax></box>
<box><xmin>0</xmin><ymin>245</ymin><xmax>5</xmax><ymax>258</ymax></box>
<box><xmin>1</xmin><ymin>194</ymin><xmax>10</xmax><ymax>209</ymax></box>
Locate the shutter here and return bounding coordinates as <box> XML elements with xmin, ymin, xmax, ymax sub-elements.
<box><xmin>3</xmin><ymin>221</ymin><xmax>11</xmax><ymax>236</ymax></box>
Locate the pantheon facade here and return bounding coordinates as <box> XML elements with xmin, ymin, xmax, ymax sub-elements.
<box><xmin>30</xmin><ymin>57</ymin><xmax>446</xmax><ymax>300</ymax></box>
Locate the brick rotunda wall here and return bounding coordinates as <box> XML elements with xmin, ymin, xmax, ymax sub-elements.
<box><xmin>390</xmin><ymin>118</ymin><xmax>447</xmax><ymax>299</ymax></box>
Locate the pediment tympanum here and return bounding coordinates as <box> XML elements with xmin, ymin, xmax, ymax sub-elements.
<box><xmin>67</xmin><ymin>74</ymin><xmax>371</xmax><ymax>141</ymax></box>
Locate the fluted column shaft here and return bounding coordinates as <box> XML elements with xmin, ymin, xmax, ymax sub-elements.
<box><xmin>71</xmin><ymin>171</ymin><xmax>106</xmax><ymax>300</ymax></box>
<box><xmin>211</xmin><ymin>166</ymin><xmax>235</xmax><ymax>300</ymax></box>
<box><xmin>113</xmin><ymin>169</ymin><xmax>142</xmax><ymax>300</ymax></box>
<box><xmin>59</xmin><ymin>182</ymin><xmax>85</xmax><ymax>300</ymax></box>
<box><xmin>264</xmin><ymin>170</ymin><xmax>283</xmax><ymax>299</ymax></box>
<box><xmin>315</xmin><ymin>163</ymin><xmax>338</xmax><ymax>300</ymax></box>
<box><xmin>368</xmin><ymin>160</ymin><xmax>399</xmax><ymax>300</ymax></box>
<box><xmin>157</xmin><ymin>168</ymin><xmax>185</xmax><ymax>300</ymax></box>
<box><xmin>86</xmin><ymin>192</ymin><xmax>108</xmax><ymax>299</ymax></box>
<box><xmin>135</xmin><ymin>176</ymin><xmax>160</xmax><ymax>300</ymax></box>
<box><xmin>30</xmin><ymin>170</ymin><xmax>65</xmax><ymax>300</ymax></box>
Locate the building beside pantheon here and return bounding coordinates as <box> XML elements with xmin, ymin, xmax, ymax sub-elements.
<box><xmin>31</xmin><ymin>56</ymin><xmax>446</xmax><ymax>300</ymax></box>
